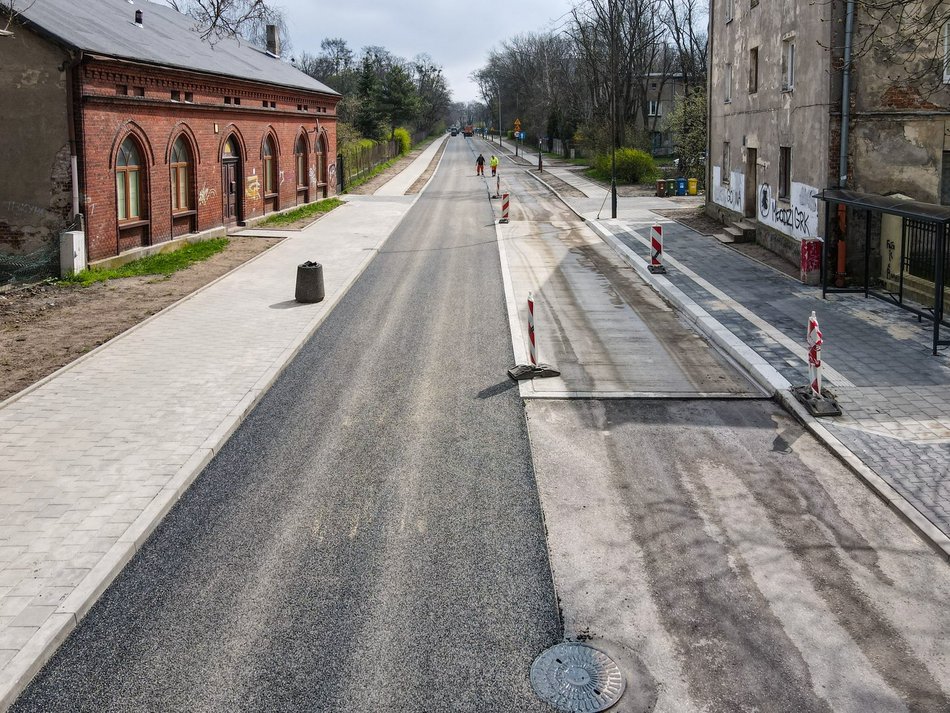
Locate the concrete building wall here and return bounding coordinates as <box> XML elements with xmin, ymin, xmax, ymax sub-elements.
<box><xmin>0</xmin><ymin>26</ymin><xmax>72</xmax><ymax>258</ymax></box>
<box><xmin>707</xmin><ymin>0</ymin><xmax>835</xmax><ymax>265</ymax></box>
<box><xmin>848</xmin><ymin>6</ymin><xmax>950</xmax><ymax>204</ymax></box>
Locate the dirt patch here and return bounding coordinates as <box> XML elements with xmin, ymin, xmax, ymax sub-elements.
<box><xmin>0</xmin><ymin>236</ymin><xmax>280</xmax><ymax>402</ymax></box>
<box><xmin>526</xmin><ymin>169</ymin><xmax>584</xmax><ymax>198</ymax></box>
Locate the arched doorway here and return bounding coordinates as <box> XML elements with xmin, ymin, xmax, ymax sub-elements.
<box><xmin>221</xmin><ymin>135</ymin><xmax>243</xmax><ymax>225</ymax></box>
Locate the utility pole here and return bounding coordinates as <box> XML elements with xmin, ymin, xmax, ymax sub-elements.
<box><xmin>609</xmin><ymin>0</ymin><xmax>618</xmax><ymax>219</ymax></box>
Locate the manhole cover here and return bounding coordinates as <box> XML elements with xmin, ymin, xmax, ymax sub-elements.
<box><xmin>530</xmin><ymin>642</ymin><xmax>625</xmax><ymax>712</ymax></box>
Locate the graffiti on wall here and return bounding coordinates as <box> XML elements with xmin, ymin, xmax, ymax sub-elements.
<box><xmin>757</xmin><ymin>181</ymin><xmax>819</xmax><ymax>239</ymax></box>
<box><xmin>197</xmin><ymin>184</ymin><xmax>217</xmax><ymax>207</ymax></box>
<box><xmin>309</xmin><ymin>167</ymin><xmax>317</xmax><ymax>187</ymax></box>
<box><xmin>712</xmin><ymin>166</ymin><xmax>744</xmax><ymax>212</ymax></box>
<box><xmin>328</xmin><ymin>164</ymin><xmax>337</xmax><ymax>189</ymax></box>
<box><xmin>246</xmin><ymin>174</ymin><xmax>261</xmax><ymax>200</ymax></box>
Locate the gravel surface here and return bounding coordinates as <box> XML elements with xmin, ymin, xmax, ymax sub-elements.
<box><xmin>12</xmin><ymin>137</ymin><xmax>560</xmax><ymax>712</ymax></box>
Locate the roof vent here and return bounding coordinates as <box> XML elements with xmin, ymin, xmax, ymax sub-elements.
<box><xmin>134</xmin><ymin>9</ymin><xmax>143</xmax><ymax>25</ymax></box>
<box><xmin>266</xmin><ymin>24</ymin><xmax>280</xmax><ymax>58</ymax></box>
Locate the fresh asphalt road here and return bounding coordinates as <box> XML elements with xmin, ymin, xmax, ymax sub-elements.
<box><xmin>12</xmin><ymin>139</ymin><xmax>561</xmax><ymax>712</ymax></box>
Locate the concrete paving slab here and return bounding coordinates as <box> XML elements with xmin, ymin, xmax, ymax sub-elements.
<box><xmin>494</xmin><ymin>171</ymin><xmax>760</xmax><ymax>400</ymax></box>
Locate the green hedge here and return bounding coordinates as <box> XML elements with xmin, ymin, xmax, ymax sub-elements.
<box><xmin>393</xmin><ymin>127</ymin><xmax>411</xmax><ymax>155</ymax></box>
<box><xmin>592</xmin><ymin>148</ymin><xmax>659</xmax><ymax>184</ymax></box>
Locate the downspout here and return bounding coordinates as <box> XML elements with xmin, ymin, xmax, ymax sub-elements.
<box><xmin>834</xmin><ymin>0</ymin><xmax>855</xmax><ymax>287</ymax></box>
<box><xmin>64</xmin><ymin>50</ymin><xmax>83</xmax><ymax>226</ymax></box>
<box><xmin>838</xmin><ymin>0</ymin><xmax>855</xmax><ymax>187</ymax></box>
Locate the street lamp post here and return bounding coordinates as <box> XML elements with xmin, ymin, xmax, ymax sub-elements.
<box><xmin>609</xmin><ymin>0</ymin><xmax>618</xmax><ymax>219</ymax></box>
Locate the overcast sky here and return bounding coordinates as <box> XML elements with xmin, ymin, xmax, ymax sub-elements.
<box><xmin>277</xmin><ymin>0</ymin><xmax>578</xmax><ymax>103</ymax></box>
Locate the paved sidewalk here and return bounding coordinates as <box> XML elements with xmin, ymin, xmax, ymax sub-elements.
<box><xmin>0</xmin><ymin>149</ymin><xmax>438</xmax><ymax>706</ymax></box>
<box><xmin>535</xmin><ymin>158</ymin><xmax>950</xmax><ymax>559</ymax></box>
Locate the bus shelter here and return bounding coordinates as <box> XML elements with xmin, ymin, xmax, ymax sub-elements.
<box><xmin>819</xmin><ymin>188</ymin><xmax>950</xmax><ymax>355</ymax></box>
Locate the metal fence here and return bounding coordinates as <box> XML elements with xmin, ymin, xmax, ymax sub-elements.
<box><xmin>905</xmin><ymin>219</ymin><xmax>950</xmax><ymax>287</ymax></box>
<box><xmin>335</xmin><ymin>131</ymin><xmax>432</xmax><ymax>193</ymax></box>
<box><xmin>337</xmin><ymin>139</ymin><xmax>400</xmax><ymax>191</ymax></box>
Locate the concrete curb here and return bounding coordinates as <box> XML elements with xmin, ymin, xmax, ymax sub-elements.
<box><xmin>0</xmin><ymin>156</ymin><xmax>448</xmax><ymax>709</ymax></box>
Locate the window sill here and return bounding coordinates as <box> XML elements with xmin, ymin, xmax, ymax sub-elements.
<box><xmin>173</xmin><ymin>209</ymin><xmax>197</xmax><ymax>217</ymax></box>
<box><xmin>119</xmin><ymin>219</ymin><xmax>149</xmax><ymax>229</ymax></box>
<box><xmin>781</xmin><ymin>86</ymin><xmax>794</xmax><ymax>93</ymax></box>
<box><xmin>264</xmin><ymin>192</ymin><xmax>279</xmax><ymax>199</ymax></box>
<box><xmin>724</xmin><ymin>99</ymin><xmax>732</xmax><ymax>104</ymax></box>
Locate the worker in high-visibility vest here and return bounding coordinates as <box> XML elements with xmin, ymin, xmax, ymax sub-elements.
<box><xmin>490</xmin><ymin>155</ymin><xmax>499</xmax><ymax>177</ymax></box>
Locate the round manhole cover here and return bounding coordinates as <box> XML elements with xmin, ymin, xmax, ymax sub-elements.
<box><xmin>530</xmin><ymin>642</ymin><xmax>625</xmax><ymax>712</ymax></box>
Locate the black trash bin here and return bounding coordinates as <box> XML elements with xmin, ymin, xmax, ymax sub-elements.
<box><xmin>295</xmin><ymin>261</ymin><xmax>325</xmax><ymax>303</ymax></box>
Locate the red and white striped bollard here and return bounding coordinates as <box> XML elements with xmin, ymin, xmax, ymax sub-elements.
<box><xmin>527</xmin><ymin>291</ymin><xmax>537</xmax><ymax>366</ymax></box>
<box><xmin>500</xmin><ymin>193</ymin><xmax>510</xmax><ymax>224</ymax></box>
<box><xmin>807</xmin><ymin>311</ymin><xmax>822</xmax><ymax>397</ymax></box>
<box><xmin>648</xmin><ymin>224</ymin><xmax>666</xmax><ymax>274</ymax></box>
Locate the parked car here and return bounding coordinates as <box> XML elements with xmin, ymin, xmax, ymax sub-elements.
<box><xmin>450</xmin><ymin>127</ymin><xmax>458</xmax><ymax>136</ymax></box>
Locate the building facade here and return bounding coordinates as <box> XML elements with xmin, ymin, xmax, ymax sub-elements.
<box><xmin>706</xmin><ymin>0</ymin><xmax>950</xmax><ymax>281</ymax></box>
<box><xmin>0</xmin><ymin>0</ymin><xmax>340</xmax><ymax>273</ymax></box>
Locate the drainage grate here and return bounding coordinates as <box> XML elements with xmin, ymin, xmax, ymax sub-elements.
<box><xmin>530</xmin><ymin>642</ymin><xmax>625</xmax><ymax>712</ymax></box>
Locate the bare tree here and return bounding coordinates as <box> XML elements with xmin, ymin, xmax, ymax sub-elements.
<box><xmin>1</xmin><ymin>0</ymin><xmax>37</xmax><ymax>36</ymax></box>
<box><xmin>659</xmin><ymin>0</ymin><xmax>707</xmax><ymax>92</ymax></box>
<box><xmin>821</xmin><ymin>0</ymin><xmax>950</xmax><ymax>94</ymax></box>
<box><xmin>166</xmin><ymin>0</ymin><xmax>280</xmax><ymax>44</ymax></box>
<box><xmin>566</xmin><ymin>0</ymin><xmax>665</xmax><ymax>151</ymax></box>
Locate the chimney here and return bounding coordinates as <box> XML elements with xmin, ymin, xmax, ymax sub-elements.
<box><xmin>134</xmin><ymin>9</ymin><xmax>143</xmax><ymax>25</ymax></box>
<box><xmin>266</xmin><ymin>25</ymin><xmax>279</xmax><ymax>57</ymax></box>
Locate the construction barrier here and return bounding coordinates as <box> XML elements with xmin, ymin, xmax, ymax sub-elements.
<box><xmin>528</xmin><ymin>291</ymin><xmax>537</xmax><ymax>366</ymax></box>
<box><xmin>506</xmin><ymin>292</ymin><xmax>561</xmax><ymax>381</ymax></box>
<box><xmin>807</xmin><ymin>311</ymin><xmax>822</xmax><ymax>397</ymax></box>
<box><xmin>500</xmin><ymin>193</ymin><xmax>510</xmax><ymax>224</ymax></box>
<box><xmin>649</xmin><ymin>224</ymin><xmax>667</xmax><ymax>274</ymax></box>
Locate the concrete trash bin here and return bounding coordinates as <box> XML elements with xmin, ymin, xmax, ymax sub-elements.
<box><xmin>295</xmin><ymin>261</ymin><xmax>325</xmax><ymax>303</ymax></box>
<box><xmin>656</xmin><ymin>179</ymin><xmax>666</xmax><ymax>197</ymax></box>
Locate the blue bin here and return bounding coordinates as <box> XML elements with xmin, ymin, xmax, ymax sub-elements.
<box><xmin>676</xmin><ymin>177</ymin><xmax>687</xmax><ymax>196</ymax></box>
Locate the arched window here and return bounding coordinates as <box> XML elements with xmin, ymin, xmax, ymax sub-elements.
<box><xmin>170</xmin><ymin>136</ymin><xmax>193</xmax><ymax>213</ymax></box>
<box><xmin>315</xmin><ymin>134</ymin><xmax>325</xmax><ymax>187</ymax></box>
<box><xmin>263</xmin><ymin>135</ymin><xmax>277</xmax><ymax>195</ymax></box>
<box><xmin>116</xmin><ymin>137</ymin><xmax>144</xmax><ymax>221</ymax></box>
<box><xmin>295</xmin><ymin>134</ymin><xmax>307</xmax><ymax>190</ymax></box>
<box><xmin>223</xmin><ymin>136</ymin><xmax>238</xmax><ymax>159</ymax></box>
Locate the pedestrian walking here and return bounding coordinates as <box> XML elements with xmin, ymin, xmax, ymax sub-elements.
<box><xmin>490</xmin><ymin>155</ymin><xmax>499</xmax><ymax>177</ymax></box>
<box><xmin>476</xmin><ymin>153</ymin><xmax>485</xmax><ymax>176</ymax></box>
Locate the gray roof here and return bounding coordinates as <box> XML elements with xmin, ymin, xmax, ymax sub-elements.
<box><xmin>15</xmin><ymin>0</ymin><xmax>339</xmax><ymax>96</ymax></box>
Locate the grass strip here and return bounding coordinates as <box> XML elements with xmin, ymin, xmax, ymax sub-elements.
<box><xmin>60</xmin><ymin>237</ymin><xmax>229</xmax><ymax>286</ymax></box>
<box><xmin>257</xmin><ymin>197</ymin><xmax>344</xmax><ymax>227</ymax></box>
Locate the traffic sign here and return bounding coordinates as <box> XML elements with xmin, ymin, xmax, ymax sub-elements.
<box><xmin>514</xmin><ymin>118</ymin><xmax>522</xmax><ymax>131</ymax></box>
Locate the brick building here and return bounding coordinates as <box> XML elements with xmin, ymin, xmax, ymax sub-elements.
<box><xmin>706</xmin><ymin>0</ymin><xmax>950</xmax><ymax>284</ymax></box>
<box><xmin>0</xmin><ymin>0</ymin><xmax>340</xmax><ymax>273</ymax></box>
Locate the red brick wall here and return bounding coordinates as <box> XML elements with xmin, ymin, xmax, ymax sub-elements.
<box><xmin>79</xmin><ymin>59</ymin><xmax>339</xmax><ymax>261</ymax></box>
